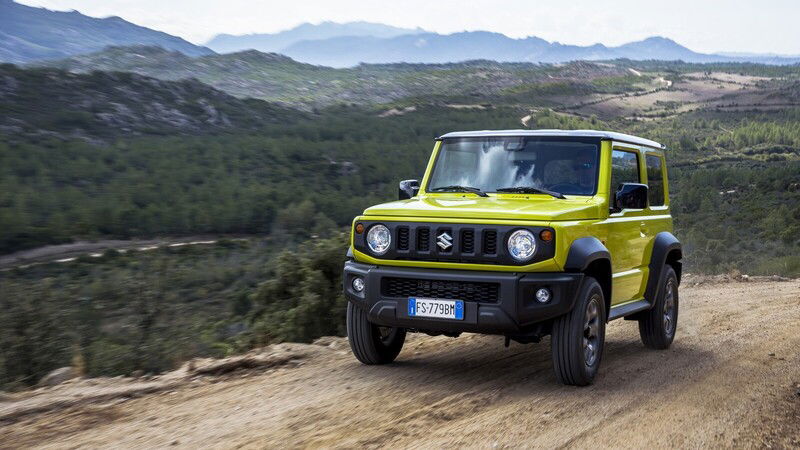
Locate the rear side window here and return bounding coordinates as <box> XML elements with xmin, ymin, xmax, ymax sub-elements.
<box><xmin>646</xmin><ymin>155</ymin><xmax>665</xmax><ymax>206</ymax></box>
<box><xmin>610</xmin><ymin>150</ymin><xmax>639</xmax><ymax>192</ymax></box>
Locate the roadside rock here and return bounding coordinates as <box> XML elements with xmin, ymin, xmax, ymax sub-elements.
<box><xmin>38</xmin><ymin>367</ymin><xmax>78</xmax><ymax>387</ymax></box>
<box><xmin>184</xmin><ymin>343</ymin><xmax>322</xmax><ymax>377</ymax></box>
<box><xmin>312</xmin><ymin>336</ymin><xmax>349</xmax><ymax>351</ymax></box>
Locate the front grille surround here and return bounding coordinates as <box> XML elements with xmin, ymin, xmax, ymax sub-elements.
<box><xmin>382</xmin><ymin>277</ymin><xmax>500</xmax><ymax>303</ymax></box>
<box><xmin>353</xmin><ymin>221</ymin><xmax>556</xmax><ymax>266</ymax></box>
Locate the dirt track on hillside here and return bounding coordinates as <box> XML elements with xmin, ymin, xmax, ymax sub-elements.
<box><xmin>2</xmin><ymin>279</ymin><xmax>799</xmax><ymax>449</ymax></box>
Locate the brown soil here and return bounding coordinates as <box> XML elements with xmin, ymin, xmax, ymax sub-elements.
<box><xmin>1</xmin><ymin>280</ymin><xmax>799</xmax><ymax>449</ymax></box>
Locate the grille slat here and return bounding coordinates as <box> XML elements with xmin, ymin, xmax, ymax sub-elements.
<box><xmin>461</xmin><ymin>229</ymin><xmax>475</xmax><ymax>254</ymax></box>
<box><xmin>382</xmin><ymin>277</ymin><xmax>499</xmax><ymax>303</ymax></box>
<box><xmin>417</xmin><ymin>228</ymin><xmax>430</xmax><ymax>251</ymax></box>
<box><xmin>483</xmin><ymin>230</ymin><xmax>497</xmax><ymax>254</ymax></box>
<box><xmin>397</xmin><ymin>226</ymin><xmax>409</xmax><ymax>250</ymax></box>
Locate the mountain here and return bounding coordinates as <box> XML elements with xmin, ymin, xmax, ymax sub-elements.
<box><xmin>0</xmin><ymin>63</ymin><xmax>302</xmax><ymax>138</ymax></box>
<box><xmin>206</xmin><ymin>21</ymin><xmax>424</xmax><ymax>54</ymax></box>
<box><xmin>281</xmin><ymin>32</ymin><xmax>761</xmax><ymax>67</ymax></box>
<box><xmin>0</xmin><ymin>0</ymin><xmax>213</xmax><ymax>64</ymax></box>
<box><xmin>36</xmin><ymin>45</ymin><xmax>632</xmax><ymax>108</ymax></box>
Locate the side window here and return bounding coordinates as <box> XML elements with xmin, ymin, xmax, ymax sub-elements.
<box><xmin>610</xmin><ymin>150</ymin><xmax>640</xmax><ymax>193</ymax></box>
<box><xmin>646</xmin><ymin>155</ymin><xmax>665</xmax><ymax>206</ymax></box>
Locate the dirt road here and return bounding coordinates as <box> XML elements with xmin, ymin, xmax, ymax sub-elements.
<box><xmin>2</xmin><ymin>278</ymin><xmax>799</xmax><ymax>448</ymax></box>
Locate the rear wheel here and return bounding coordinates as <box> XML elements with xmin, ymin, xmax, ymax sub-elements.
<box><xmin>639</xmin><ymin>265</ymin><xmax>679</xmax><ymax>349</ymax></box>
<box><xmin>551</xmin><ymin>276</ymin><xmax>606</xmax><ymax>386</ymax></box>
<box><xmin>346</xmin><ymin>302</ymin><xmax>406</xmax><ymax>364</ymax></box>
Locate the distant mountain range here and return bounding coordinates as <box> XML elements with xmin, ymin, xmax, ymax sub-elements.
<box><xmin>0</xmin><ymin>0</ymin><xmax>212</xmax><ymax>64</ymax></box>
<box><xmin>206</xmin><ymin>22</ymin><xmax>424</xmax><ymax>54</ymax></box>
<box><xmin>206</xmin><ymin>24</ymin><xmax>800</xmax><ymax>68</ymax></box>
<box><xmin>2</xmin><ymin>0</ymin><xmax>800</xmax><ymax>68</ymax></box>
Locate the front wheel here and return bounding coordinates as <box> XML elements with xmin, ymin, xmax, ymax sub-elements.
<box><xmin>639</xmin><ymin>265</ymin><xmax>679</xmax><ymax>349</ymax></box>
<box><xmin>551</xmin><ymin>276</ymin><xmax>606</xmax><ymax>386</ymax></box>
<box><xmin>346</xmin><ymin>302</ymin><xmax>406</xmax><ymax>364</ymax></box>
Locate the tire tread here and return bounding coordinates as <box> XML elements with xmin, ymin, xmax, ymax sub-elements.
<box><xmin>347</xmin><ymin>303</ymin><xmax>405</xmax><ymax>364</ymax></box>
<box><xmin>638</xmin><ymin>266</ymin><xmax>678</xmax><ymax>350</ymax></box>
<box><xmin>551</xmin><ymin>277</ymin><xmax>605</xmax><ymax>386</ymax></box>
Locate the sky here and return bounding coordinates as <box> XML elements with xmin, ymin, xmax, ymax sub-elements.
<box><xmin>16</xmin><ymin>0</ymin><xmax>800</xmax><ymax>55</ymax></box>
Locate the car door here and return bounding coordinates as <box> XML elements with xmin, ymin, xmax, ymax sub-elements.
<box><xmin>606</xmin><ymin>147</ymin><xmax>649</xmax><ymax>304</ymax></box>
<box><xmin>640</xmin><ymin>151</ymin><xmax>672</xmax><ymax>290</ymax></box>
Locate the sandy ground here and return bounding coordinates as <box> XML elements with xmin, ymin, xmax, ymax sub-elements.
<box><xmin>1</xmin><ymin>279</ymin><xmax>799</xmax><ymax>449</ymax></box>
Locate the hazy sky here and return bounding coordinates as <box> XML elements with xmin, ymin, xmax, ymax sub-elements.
<box><xmin>17</xmin><ymin>0</ymin><xmax>800</xmax><ymax>55</ymax></box>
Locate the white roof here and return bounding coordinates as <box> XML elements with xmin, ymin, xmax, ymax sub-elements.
<box><xmin>437</xmin><ymin>129</ymin><xmax>665</xmax><ymax>149</ymax></box>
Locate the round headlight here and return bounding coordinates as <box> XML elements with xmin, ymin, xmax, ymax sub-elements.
<box><xmin>507</xmin><ymin>229</ymin><xmax>536</xmax><ymax>261</ymax></box>
<box><xmin>366</xmin><ymin>224</ymin><xmax>391</xmax><ymax>255</ymax></box>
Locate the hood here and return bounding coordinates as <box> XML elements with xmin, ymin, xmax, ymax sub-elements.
<box><xmin>363</xmin><ymin>194</ymin><xmax>604</xmax><ymax>222</ymax></box>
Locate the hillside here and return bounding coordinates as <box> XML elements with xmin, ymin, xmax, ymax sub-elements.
<box><xmin>0</xmin><ymin>64</ymin><xmax>302</xmax><ymax>138</ymax></box>
<box><xmin>0</xmin><ymin>0</ymin><xmax>212</xmax><ymax>64</ymax></box>
<box><xmin>36</xmin><ymin>46</ymin><xmax>644</xmax><ymax>107</ymax></box>
<box><xmin>1</xmin><ymin>59</ymin><xmax>800</xmax><ymax>392</ymax></box>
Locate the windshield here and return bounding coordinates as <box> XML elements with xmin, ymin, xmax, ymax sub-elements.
<box><xmin>427</xmin><ymin>137</ymin><xmax>600</xmax><ymax>196</ymax></box>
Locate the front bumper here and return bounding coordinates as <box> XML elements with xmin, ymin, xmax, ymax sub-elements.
<box><xmin>343</xmin><ymin>261</ymin><xmax>583</xmax><ymax>335</ymax></box>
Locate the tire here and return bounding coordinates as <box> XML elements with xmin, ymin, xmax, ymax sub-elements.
<box><xmin>551</xmin><ymin>276</ymin><xmax>606</xmax><ymax>386</ymax></box>
<box><xmin>346</xmin><ymin>302</ymin><xmax>406</xmax><ymax>364</ymax></box>
<box><xmin>639</xmin><ymin>265</ymin><xmax>679</xmax><ymax>350</ymax></box>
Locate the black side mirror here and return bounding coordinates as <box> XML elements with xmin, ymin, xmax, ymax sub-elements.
<box><xmin>399</xmin><ymin>179</ymin><xmax>420</xmax><ymax>200</ymax></box>
<box><xmin>614</xmin><ymin>183</ymin><xmax>648</xmax><ymax>211</ymax></box>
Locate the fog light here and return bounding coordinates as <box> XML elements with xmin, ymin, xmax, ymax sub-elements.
<box><xmin>535</xmin><ymin>287</ymin><xmax>551</xmax><ymax>304</ymax></box>
<box><xmin>352</xmin><ymin>277</ymin><xmax>365</xmax><ymax>292</ymax></box>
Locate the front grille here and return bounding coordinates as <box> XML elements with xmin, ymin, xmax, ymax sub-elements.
<box><xmin>417</xmin><ymin>228</ymin><xmax>430</xmax><ymax>251</ymax></box>
<box><xmin>397</xmin><ymin>226</ymin><xmax>409</xmax><ymax>250</ymax></box>
<box><xmin>483</xmin><ymin>230</ymin><xmax>497</xmax><ymax>254</ymax></box>
<box><xmin>353</xmin><ymin>221</ymin><xmax>555</xmax><ymax>266</ymax></box>
<box><xmin>461</xmin><ymin>229</ymin><xmax>475</xmax><ymax>253</ymax></box>
<box><xmin>382</xmin><ymin>277</ymin><xmax>500</xmax><ymax>303</ymax></box>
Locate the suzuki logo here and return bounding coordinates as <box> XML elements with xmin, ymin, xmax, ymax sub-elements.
<box><xmin>437</xmin><ymin>231</ymin><xmax>453</xmax><ymax>250</ymax></box>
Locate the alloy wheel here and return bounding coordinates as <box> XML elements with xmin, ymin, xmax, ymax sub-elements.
<box><xmin>583</xmin><ymin>296</ymin><xmax>601</xmax><ymax>366</ymax></box>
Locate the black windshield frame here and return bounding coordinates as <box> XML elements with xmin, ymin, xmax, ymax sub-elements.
<box><xmin>426</xmin><ymin>136</ymin><xmax>603</xmax><ymax>197</ymax></box>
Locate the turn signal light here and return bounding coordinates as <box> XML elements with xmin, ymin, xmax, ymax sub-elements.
<box><xmin>539</xmin><ymin>229</ymin><xmax>553</xmax><ymax>242</ymax></box>
<box><xmin>355</xmin><ymin>223</ymin><xmax>364</xmax><ymax>234</ymax></box>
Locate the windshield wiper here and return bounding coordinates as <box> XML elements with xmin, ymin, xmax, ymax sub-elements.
<box><xmin>429</xmin><ymin>185</ymin><xmax>489</xmax><ymax>197</ymax></box>
<box><xmin>496</xmin><ymin>186</ymin><xmax>566</xmax><ymax>199</ymax></box>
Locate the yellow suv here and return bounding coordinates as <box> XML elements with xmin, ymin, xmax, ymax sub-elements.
<box><xmin>343</xmin><ymin>130</ymin><xmax>682</xmax><ymax>385</ymax></box>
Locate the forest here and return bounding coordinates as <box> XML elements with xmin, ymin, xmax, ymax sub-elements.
<box><xmin>2</xmin><ymin>61</ymin><xmax>800</xmax><ymax>389</ymax></box>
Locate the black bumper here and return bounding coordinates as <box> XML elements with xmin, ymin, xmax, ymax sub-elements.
<box><xmin>343</xmin><ymin>261</ymin><xmax>583</xmax><ymax>335</ymax></box>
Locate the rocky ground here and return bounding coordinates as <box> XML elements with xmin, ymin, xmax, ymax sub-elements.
<box><xmin>1</xmin><ymin>278</ymin><xmax>799</xmax><ymax>449</ymax></box>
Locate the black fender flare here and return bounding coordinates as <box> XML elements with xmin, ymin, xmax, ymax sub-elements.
<box><xmin>564</xmin><ymin>237</ymin><xmax>612</xmax><ymax>316</ymax></box>
<box><xmin>564</xmin><ymin>236</ymin><xmax>611</xmax><ymax>272</ymax></box>
<box><xmin>644</xmin><ymin>232</ymin><xmax>682</xmax><ymax>307</ymax></box>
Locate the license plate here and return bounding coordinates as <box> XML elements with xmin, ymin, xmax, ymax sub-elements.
<box><xmin>408</xmin><ymin>297</ymin><xmax>464</xmax><ymax>320</ymax></box>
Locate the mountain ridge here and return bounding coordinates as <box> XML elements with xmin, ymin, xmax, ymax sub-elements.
<box><xmin>0</xmin><ymin>63</ymin><xmax>302</xmax><ymax>138</ymax></box>
<box><xmin>206</xmin><ymin>21</ymin><xmax>424</xmax><ymax>54</ymax></box>
<box><xmin>0</xmin><ymin>0</ymin><xmax>213</xmax><ymax>63</ymax></box>
<box><xmin>206</xmin><ymin>22</ymin><xmax>800</xmax><ymax>67</ymax></box>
